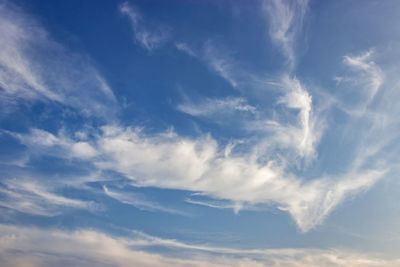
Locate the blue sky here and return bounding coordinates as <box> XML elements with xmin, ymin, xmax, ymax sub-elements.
<box><xmin>1</xmin><ymin>0</ymin><xmax>400</xmax><ymax>266</ymax></box>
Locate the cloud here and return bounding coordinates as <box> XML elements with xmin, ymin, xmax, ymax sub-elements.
<box><xmin>176</xmin><ymin>43</ymin><xmax>325</xmax><ymax>163</ymax></box>
<box><xmin>333</xmin><ymin>49</ymin><xmax>400</xmax><ymax>173</ymax></box>
<box><xmin>119</xmin><ymin>2</ymin><xmax>170</xmax><ymax>51</ymax></box>
<box><xmin>177</xmin><ymin>97</ymin><xmax>256</xmax><ymax>117</ymax></box>
<box><xmin>175</xmin><ymin>76</ymin><xmax>323</xmax><ymax>165</ymax></box>
<box><xmin>0</xmin><ymin>1</ymin><xmax>393</xmax><ymax>233</ymax></box>
<box><xmin>0</xmin><ymin>178</ymin><xmax>97</xmax><ymax>216</ymax></box>
<box><xmin>10</xmin><ymin>46</ymin><xmax>397</xmax><ymax>232</ymax></box>
<box><xmin>13</xmin><ymin>124</ymin><xmax>385</xmax><ymax>232</ymax></box>
<box><xmin>176</xmin><ymin>41</ymin><xmax>245</xmax><ymax>89</ymax></box>
<box><xmin>0</xmin><ymin>224</ymin><xmax>398</xmax><ymax>267</ymax></box>
<box><xmin>263</xmin><ymin>0</ymin><xmax>309</xmax><ymax>68</ymax></box>
<box><xmin>11</xmin><ymin>128</ymin><xmax>98</xmax><ymax>160</ymax></box>
<box><xmin>184</xmin><ymin>198</ymin><xmax>245</xmax><ymax>214</ymax></box>
<box><xmin>103</xmin><ymin>185</ymin><xmax>188</xmax><ymax>216</ymax></box>
<box><xmin>247</xmin><ymin>76</ymin><xmax>323</xmax><ymax>162</ymax></box>
<box><xmin>0</xmin><ymin>2</ymin><xmax>117</xmax><ymax>118</ymax></box>
<box><xmin>175</xmin><ymin>42</ymin><xmax>197</xmax><ymax>57</ymax></box>
<box><xmin>341</xmin><ymin>50</ymin><xmax>384</xmax><ymax>112</ymax></box>
<box><xmin>0</xmin><ymin>224</ymin><xmax>262</xmax><ymax>267</ymax></box>
<box><xmin>203</xmin><ymin>42</ymin><xmax>240</xmax><ymax>88</ymax></box>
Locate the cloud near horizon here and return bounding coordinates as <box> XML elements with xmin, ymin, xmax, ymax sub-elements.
<box><xmin>0</xmin><ymin>224</ymin><xmax>398</xmax><ymax>267</ymax></box>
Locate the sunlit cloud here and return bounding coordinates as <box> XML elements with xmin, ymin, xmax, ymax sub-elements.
<box><xmin>0</xmin><ymin>224</ymin><xmax>398</xmax><ymax>267</ymax></box>
<box><xmin>12</xmin><ymin>124</ymin><xmax>385</xmax><ymax>232</ymax></box>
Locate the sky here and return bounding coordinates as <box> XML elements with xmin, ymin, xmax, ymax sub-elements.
<box><xmin>1</xmin><ymin>0</ymin><xmax>400</xmax><ymax>266</ymax></box>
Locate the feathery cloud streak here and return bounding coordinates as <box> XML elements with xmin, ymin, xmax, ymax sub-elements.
<box><xmin>119</xmin><ymin>2</ymin><xmax>170</xmax><ymax>51</ymax></box>
<box><xmin>0</xmin><ymin>2</ymin><xmax>116</xmax><ymax>118</ymax></box>
<box><xmin>177</xmin><ymin>97</ymin><xmax>256</xmax><ymax>117</ymax></box>
<box><xmin>0</xmin><ymin>178</ymin><xmax>97</xmax><ymax>216</ymax></box>
<box><xmin>263</xmin><ymin>0</ymin><xmax>309</xmax><ymax>68</ymax></box>
<box><xmin>103</xmin><ymin>185</ymin><xmax>188</xmax><ymax>216</ymax></box>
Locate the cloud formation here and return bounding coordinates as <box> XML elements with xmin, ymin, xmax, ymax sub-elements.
<box><xmin>119</xmin><ymin>2</ymin><xmax>170</xmax><ymax>51</ymax></box>
<box><xmin>0</xmin><ymin>1</ymin><xmax>398</xmax><ymax>255</ymax></box>
<box><xmin>0</xmin><ymin>224</ymin><xmax>398</xmax><ymax>267</ymax></box>
<box><xmin>0</xmin><ymin>2</ymin><xmax>117</xmax><ymax>118</ymax></box>
<box><xmin>14</xmin><ymin>124</ymin><xmax>385</xmax><ymax>232</ymax></box>
<box><xmin>177</xmin><ymin>96</ymin><xmax>256</xmax><ymax>117</ymax></box>
<box><xmin>0</xmin><ymin>178</ymin><xmax>97</xmax><ymax>216</ymax></box>
<box><xmin>263</xmin><ymin>0</ymin><xmax>309</xmax><ymax>68</ymax></box>
<box><xmin>103</xmin><ymin>185</ymin><xmax>187</xmax><ymax>215</ymax></box>
<box><xmin>1</xmin><ymin>0</ymin><xmax>391</xmax><ymax>233</ymax></box>
<box><xmin>341</xmin><ymin>50</ymin><xmax>385</xmax><ymax>114</ymax></box>
<box><xmin>175</xmin><ymin>41</ymin><xmax>254</xmax><ymax>90</ymax></box>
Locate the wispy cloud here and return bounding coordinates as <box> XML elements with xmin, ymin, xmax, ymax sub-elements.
<box><xmin>248</xmin><ymin>76</ymin><xmax>323</xmax><ymax>163</ymax></box>
<box><xmin>175</xmin><ymin>42</ymin><xmax>197</xmax><ymax>57</ymax></box>
<box><xmin>176</xmin><ymin>75</ymin><xmax>324</xmax><ymax>165</ymax></box>
<box><xmin>103</xmin><ymin>185</ymin><xmax>188</xmax><ymax>216</ymax></box>
<box><xmin>11</xmin><ymin>128</ymin><xmax>98</xmax><ymax>160</ymax></box>
<box><xmin>177</xmin><ymin>96</ymin><xmax>256</xmax><ymax>117</ymax></box>
<box><xmin>263</xmin><ymin>0</ymin><xmax>309</xmax><ymax>68</ymax></box>
<box><xmin>0</xmin><ymin>2</ymin><xmax>117</xmax><ymax>118</ymax></box>
<box><xmin>1</xmin><ymin>1</ymin><xmax>396</xmax><ymax>235</ymax></box>
<box><xmin>341</xmin><ymin>50</ymin><xmax>385</xmax><ymax>113</ymax></box>
<box><xmin>176</xmin><ymin>41</ymin><xmax>245</xmax><ymax>89</ymax></box>
<box><xmin>333</xmin><ymin>49</ymin><xmax>399</xmax><ymax>172</ymax></box>
<box><xmin>119</xmin><ymin>2</ymin><xmax>170</xmax><ymax>51</ymax></box>
<box><xmin>13</xmin><ymin>124</ymin><xmax>385</xmax><ymax>232</ymax></box>
<box><xmin>0</xmin><ymin>224</ymin><xmax>398</xmax><ymax>267</ymax></box>
<box><xmin>10</xmin><ymin>45</ymin><xmax>396</xmax><ymax>232</ymax></box>
<box><xmin>184</xmin><ymin>197</ymin><xmax>252</xmax><ymax>215</ymax></box>
<box><xmin>175</xmin><ymin>42</ymin><xmax>324</xmax><ymax>165</ymax></box>
<box><xmin>203</xmin><ymin>42</ymin><xmax>240</xmax><ymax>88</ymax></box>
<box><xmin>0</xmin><ymin>178</ymin><xmax>97</xmax><ymax>216</ymax></box>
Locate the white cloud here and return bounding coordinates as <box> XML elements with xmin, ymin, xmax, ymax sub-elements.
<box><xmin>0</xmin><ymin>224</ymin><xmax>261</xmax><ymax>267</ymax></box>
<box><xmin>11</xmin><ymin>47</ymin><xmax>396</xmax><ymax>232</ymax></box>
<box><xmin>175</xmin><ymin>46</ymin><xmax>323</xmax><ymax>163</ymax></box>
<box><xmin>0</xmin><ymin>2</ymin><xmax>392</xmax><ymax>233</ymax></box>
<box><xmin>0</xmin><ymin>178</ymin><xmax>97</xmax><ymax>216</ymax></box>
<box><xmin>12</xmin><ymin>128</ymin><xmax>98</xmax><ymax>160</ymax></box>
<box><xmin>71</xmin><ymin>142</ymin><xmax>99</xmax><ymax>159</ymax></box>
<box><xmin>119</xmin><ymin>2</ymin><xmax>170</xmax><ymax>51</ymax></box>
<box><xmin>0</xmin><ymin>2</ymin><xmax>117</xmax><ymax>118</ymax></box>
<box><xmin>184</xmin><ymin>198</ymin><xmax>245</xmax><ymax>214</ymax></box>
<box><xmin>333</xmin><ymin>49</ymin><xmax>400</xmax><ymax>173</ymax></box>
<box><xmin>248</xmin><ymin>76</ymin><xmax>322</xmax><ymax>162</ymax></box>
<box><xmin>103</xmin><ymin>185</ymin><xmax>188</xmax><ymax>216</ymax></box>
<box><xmin>176</xmin><ymin>41</ymin><xmax>244</xmax><ymax>89</ymax></box>
<box><xmin>203</xmin><ymin>42</ymin><xmax>239</xmax><ymax>88</ymax></box>
<box><xmin>263</xmin><ymin>0</ymin><xmax>309</xmax><ymax>68</ymax></box>
<box><xmin>14</xmin><ymin>125</ymin><xmax>384</xmax><ymax>232</ymax></box>
<box><xmin>177</xmin><ymin>96</ymin><xmax>256</xmax><ymax>117</ymax></box>
<box><xmin>175</xmin><ymin>42</ymin><xmax>197</xmax><ymax>57</ymax></box>
<box><xmin>342</xmin><ymin>50</ymin><xmax>384</xmax><ymax>112</ymax></box>
<box><xmin>0</xmin><ymin>224</ymin><xmax>398</xmax><ymax>267</ymax></box>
